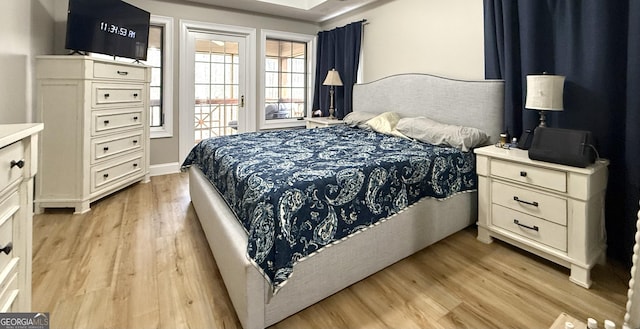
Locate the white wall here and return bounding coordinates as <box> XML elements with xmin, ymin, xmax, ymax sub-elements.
<box><xmin>0</xmin><ymin>0</ymin><xmax>55</xmax><ymax>124</ymax></box>
<box><xmin>322</xmin><ymin>0</ymin><xmax>485</xmax><ymax>82</ymax></box>
<box><xmin>17</xmin><ymin>0</ymin><xmax>485</xmax><ymax>166</ymax></box>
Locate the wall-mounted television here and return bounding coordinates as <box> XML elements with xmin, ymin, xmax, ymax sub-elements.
<box><xmin>65</xmin><ymin>0</ymin><xmax>150</xmax><ymax>61</ymax></box>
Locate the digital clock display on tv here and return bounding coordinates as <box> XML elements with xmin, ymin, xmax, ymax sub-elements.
<box><xmin>100</xmin><ymin>22</ymin><xmax>138</xmax><ymax>39</ymax></box>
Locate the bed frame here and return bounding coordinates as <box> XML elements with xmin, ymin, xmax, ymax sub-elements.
<box><xmin>623</xmin><ymin>200</ymin><xmax>640</xmax><ymax>329</ymax></box>
<box><xmin>188</xmin><ymin>73</ymin><xmax>504</xmax><ymax>329</ymax></box>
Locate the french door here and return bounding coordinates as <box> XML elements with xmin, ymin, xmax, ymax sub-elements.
<box><xmin>179</xmin><ymin>21</ymin><xmax>255</xmax><ymax>162</ymax></box>
<box><xmin>190</xmin><ymin>32</ymin><xmax>245</xmax><ymax>143</ymax></box>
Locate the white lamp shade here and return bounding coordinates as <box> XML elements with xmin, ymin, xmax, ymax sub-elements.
<box><xmin>525</xmin><ymin>75</ymin><xmax>565</xmax><ymax>111</ymax></box>
<box><xmin>323</xmin><ymin>69</ymin><xmax>343</xmax><ymax>86</ymax></box>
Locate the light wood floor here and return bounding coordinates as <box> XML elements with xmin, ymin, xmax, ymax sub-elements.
<box><xmin>33</xmin><ymin>173</ymin><xmax>630</xmax><ymax>329</ymax></box>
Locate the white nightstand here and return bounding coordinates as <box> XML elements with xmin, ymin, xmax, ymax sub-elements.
<box><xmin>474</xmin><ymin>145</ymin><xmax>609</xmax><ymax>288</ymax></box>
<box><xmin>304</xmin><ymin>117</ymin><xmax>344</xmax><ymax>129</ymax></box>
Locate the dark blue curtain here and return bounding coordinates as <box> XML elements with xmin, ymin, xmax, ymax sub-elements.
<box><xmin>312</xmin><ymin>21</ymin><xmax>363</xmax><ymax>119</ymax></box>
<box><xmin>485</xmin><ymin>0</ymin><xmax>640</xmax><ymax>266</ymax></box>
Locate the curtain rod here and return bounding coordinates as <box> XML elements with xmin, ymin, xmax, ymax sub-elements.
<box><xmin>322</xmin><ymin>19</ymin><xmax>368</xmax><ymax>32</ymax></box>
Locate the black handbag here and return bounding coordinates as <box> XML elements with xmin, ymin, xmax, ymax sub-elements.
<box><xmin>528</xmin><ymin>127</ymin><xmax>597</xmax><ymax>167</ymax></box>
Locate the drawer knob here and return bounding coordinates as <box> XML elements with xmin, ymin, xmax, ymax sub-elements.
<box><xmin>133</xmin><ymin>163</ymin><xmax>138</xmax><ymax>168</ymax></box>
<box><xmin>117</xmin><ymin>70</ymin><xmax>129</xmax><ymax>76</ymax></box>
<box><xmin>103</xmin><ymin>173</ymin><xmax>109</xmax><ymax>179</ymax></box>
<box><xmin>103</xmin><ymin>147</ymin><xmax>109</xmax><ymax>151</ymax></box>
<box><xmin>104</xmin><ymin>120</ymin><xmax>110</xmax><ymax>125</ymax></box>
<box><xmin>513</xmin><ymin>196</ymin><xmax>539</xmax><ymax>207</ymax></box>
<box><xmin>133</xmin><ymin>116</ymin><xmax>139</xmax><ymax>120</ymax></box>
<box><xmin>514</xmin><ymin>219</ymin><xmax>539</xmax><ymax>232</ymax></box>
<box><xmin>133</xmin><ymin>93</ymin><xmax>139</xmax><ymax>97</ymax></box>
<box><xmin>132</xmin><ymin>140</ymin><xmax>138</xmax><ymax>144</ymax></box>
<box><xmin>0</xmin><ymin>242</ymin><xmax>12</xmax><ymax>255</ymax></box>
<box><xmin>104</xmin><ymin>93</ymin><xmax>110</xmax><ymax>98</ymax></box>
<box><xmin>520</xmin><ymin>171</ymin><xmax>527</xmax><ymax>177</ymax></box>
<box><xmin>10</xmin><ymin>159</ymin><xmax>25</xmax><ymax>169</ymax></box>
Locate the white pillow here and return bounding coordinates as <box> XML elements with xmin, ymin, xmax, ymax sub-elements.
<box><xmin>365</xmin><ymin>112</ymin><xmax>408</xmax><ymax>138</ymax></box>
<box><xmin>395</xmin><ymin>116</ymin><xmax>489</xmax><ymax>151</ymax></box>
<box><xmin>343</xmin><ymin>111</ymin><xmax>379</xmax><ymax>129</ymax></box>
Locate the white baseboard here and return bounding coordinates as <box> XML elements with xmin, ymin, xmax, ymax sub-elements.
<box><xmin>149</xmin><ymin>162</ymin><xmax>181</xmax><ymax>177</ymax></box>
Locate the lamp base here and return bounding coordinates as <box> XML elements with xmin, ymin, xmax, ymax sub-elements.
<box><xmin>328</xmin><ymin>86</ymin><xmax>336</xmax><ymax>119</ymax></box>
<box><xmin>538</xmin><ymin>110</ymin><xmax>547</xmax><ymax>127</ymax></box>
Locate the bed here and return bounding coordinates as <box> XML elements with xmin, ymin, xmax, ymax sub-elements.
<box><xmin>184</xmin><ymin>73</ymin><xmax>504</xmax><ymax>329</ymax></box>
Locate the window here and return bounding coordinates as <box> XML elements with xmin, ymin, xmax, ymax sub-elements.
<box><xmin>265</xmin><ymin>39</ymin><xmax>307</xmax><ymax>120</ymax></box>
<box><xmin>260</xmin><ymin>30</ymin><xmax>315</xmax><ymax>129</ymax></box>
<box><xmin>145</xmin><ymin>15</ymin><xmax>173</xmax><ymax>138</ymax></box>
<box><xmin>145</xmin><ymin>25</ymin><xmax>163</xmax><ymax>128</ymax></box>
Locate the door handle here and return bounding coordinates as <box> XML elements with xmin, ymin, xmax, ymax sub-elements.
<box><xmin>240</xmin><ymin>95</ymin><xmax>245</xmax><ymax>108</ymax></box>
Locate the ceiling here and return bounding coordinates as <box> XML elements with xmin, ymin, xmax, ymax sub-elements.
<box><xmin>180</xmin><ymin>0</ymin><xmax>378</xmax><ymax>23</ymax></box>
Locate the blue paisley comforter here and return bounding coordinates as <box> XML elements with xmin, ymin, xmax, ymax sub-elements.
<box><xmin>181</xmin><ymin>125</ymin><xmax>477</xmax><ymax>293</ymax></box>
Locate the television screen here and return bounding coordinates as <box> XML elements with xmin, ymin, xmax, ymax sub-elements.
<box><xmin>65</xmin><ymin>0</ymin><xmax>150</xmax><ymax>61</ymax></box>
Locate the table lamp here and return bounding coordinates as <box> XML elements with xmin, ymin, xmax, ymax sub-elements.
<box><xmin>323</xmin><ymin>68</ymin><xmax>343</xmax><ymax>119</ymax></box>
<box><xmin>525</xmin><ymin>74</ymin><xmax>565</xmax><ymax>127</ymax></box>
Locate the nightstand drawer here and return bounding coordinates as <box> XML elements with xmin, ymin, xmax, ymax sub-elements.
<box><xmin>306</xmin><ymin>122</ymin><xmax>327</xmax><ymax>129</ymax></box>
<box><xmin>492</xmin><ymin>204</ymin><xmax>567</xmax><ymax>252</ymax></box>
<box><xmin>491</xmin><ymin>159</ymin><xmax>567</xmax><ymax>192</ymax></box>
<box><xmin>491</xmin><ymin>181</ymin><xmax>567</xmax><ymax>226</ymax></box>
<box><xmin>0</xmin><ymin>141</ymin><xmax>24</xmax><ymax>192</ymax></box>
<box><xmin>305</xmin><ymin>118</ymin><xmax>344</xmax><ymax>129</ymax></box>
<box><xmin>0</xmin><ymin>258</ymin><xmax>18</xmax><ymax>313</ymax></box>
<box><xmin>0</xmin><ymin>192</ymin><xmax>17</xmax><ymax>273</ymax></box>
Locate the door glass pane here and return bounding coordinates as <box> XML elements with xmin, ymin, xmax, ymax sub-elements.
<box><xmin>194</xmin><ymin>38</ymin><xmax>240</xmax><ymax>143</ymax></box>
<box><xmin>194</xmin><ymin>62</ymin><xmax>210</xmax><ymax>83</ymax></box>
<box><xmin>194</xmin><ymin>85</ymin><xmax>209</xmax><ymax>103</ymax></box>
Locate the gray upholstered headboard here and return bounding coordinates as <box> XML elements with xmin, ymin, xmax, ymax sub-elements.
<box><xmin>352</xmin><ymin>73</ymin><xmax>505</xmax><ymax>144</ymax></box>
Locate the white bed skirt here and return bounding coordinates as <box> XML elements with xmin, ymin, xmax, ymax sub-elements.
<box><xmin>188</xmin><ymin>166</ymin><xmax>477</xmax><ymax>329</ymax></box>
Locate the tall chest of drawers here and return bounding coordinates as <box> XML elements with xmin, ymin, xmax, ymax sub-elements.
<box><xmin>0</xmin><ymin>123</ymin><xmax>43</xmax><ymax>312</ymax></box>
<box><xmin>35</xmin><ymin>56</ymin><xmax>150</xmax><ymax>214</ymax></box>
<box><xmin>474</xmin><ymin>146</ymin><xmax>609</xmax><ymax>288</ymax></box>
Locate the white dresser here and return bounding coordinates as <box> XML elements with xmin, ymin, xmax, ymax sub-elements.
<box><xmin>35</xmin><ymin>56</ymin><xmax>150</xmax><ymax>214</ymax></box>
<box><xmin>474</xmin><ymin>145</ymin><xmax>609</xmax><ymax>288</ymax></box>
<box><xmin>0</xmin><ymin>123</ymin><xmax>42</xmax><ymax>312</ymax></box>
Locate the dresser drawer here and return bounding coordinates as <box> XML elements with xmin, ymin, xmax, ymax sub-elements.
<box><xmin>492</xmin><ymin>204</ymin><xmax>567</xmax><ymax>252</ymax></box>
<box><xmin>93</xmin><ymin>62</ymin><xmax>146</xmax><ymax>81</ymax></box>
<box><xmin>91</xmin><ymin>153</ymin><xmax>144</xmax><ymax>193</ymax></box>
<box><xmin>0</xmin><ymin>258</ymin><xmax>18</xmax><ymax>313</ymax></box>
<box><xmin>0</xmin><ymin>192</ymin><xmax>17</xmax><ymax>273</ymax></box>
<box><xmin>91</xmin><ymin>131</ymin><xmax>143</xmax><ymax>164</ymax></box>
<box><xmin>91</xmin><ymin>109</ymin><xmax>143</xmax><ymax>136</ymax></box>
<box><xmin>93</xmin><ymin>83</ymin><xmax>144</xmax><ymax>108</ymax></box>
<box><xmin>491</xmin><ymin>159</ymin><xmax>567</xmax><ymax>192</ymax></box>
<box><xmin>0</xmin><ymin>142</ymin><xmax>24</xmax><ymax>192</ymax></box>
<box><xmin>491</xmin><ymin>181</ymin><xmax>567</xmax><ymax>226</ymax></box>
